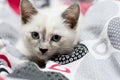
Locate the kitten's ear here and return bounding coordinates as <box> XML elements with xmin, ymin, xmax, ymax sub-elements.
<box><xmin>21</xmin><ymin>0</ymin><xmax>38</xmax><ymax>24</ymax></box>
<box><xmin>62</xmin><ymin>3</ymin><xmax>80</xmax><ymax>29</ymax></box>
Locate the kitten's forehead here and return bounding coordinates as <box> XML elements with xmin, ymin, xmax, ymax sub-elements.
<box><xmin>38</xmin><ymin>11</ymin><xmax>67</xmax><ymax>33</ymax></box>
<box><xmin>23</xmin><ymin>9</ymin><xmax>70</xmax><ymax>35</ymax></box>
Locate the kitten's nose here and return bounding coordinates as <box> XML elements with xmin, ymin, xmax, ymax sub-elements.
<box><xmin>39</xmin><ymin>48</ymin><xmax>48</xmax><ymax>54</ymax></box>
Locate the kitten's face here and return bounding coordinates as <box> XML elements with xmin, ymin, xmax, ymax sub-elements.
<box><xmin>20</xmin><ymin>0</ymin><xmax>80</xmax><ymax>60</ymax></box>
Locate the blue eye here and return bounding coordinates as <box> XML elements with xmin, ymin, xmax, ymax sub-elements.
<box><xmin>31</xmin><ymin>32</ymin><xmax>39</xmax><ymax>39</ymax></box>
<box><xmin>51</xmin><ymin>35</ymin><xmax>61</xmax><ymax>42</ymax></box>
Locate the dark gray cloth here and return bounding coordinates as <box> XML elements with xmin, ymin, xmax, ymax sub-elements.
<box><xmin>9</xmin><ymin>62</ymin><xmax>68</xmax><ymax>80</ymax></box>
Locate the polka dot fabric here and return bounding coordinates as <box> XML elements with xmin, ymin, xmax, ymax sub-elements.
<box><xmin>52</xmin><ymin>44</ymin><xmax>88</xmax><ymax>65</ymax></box>
<box><xmin>108</xmin><ymin>17</ymin><xmax>120</xmax><ymax>50</ymax></box>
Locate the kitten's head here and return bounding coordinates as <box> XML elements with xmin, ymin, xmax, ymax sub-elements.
<box><xmin>20</xmin><ymin>0</ymin><xmax>80</xmax><ymax>60</ymax></box>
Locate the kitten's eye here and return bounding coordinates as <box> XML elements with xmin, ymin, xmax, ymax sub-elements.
<box><xmin>31</xmin><ymin>32</ymin><xmax>39</xmax><ymax>39</ymax></box>
<box><xmin>51</xmin><ymin>35</ymin><xmax>61</xmax><ymax>42</ymax></box>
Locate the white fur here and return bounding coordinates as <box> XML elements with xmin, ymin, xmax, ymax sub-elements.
<box><xmin>16</xmin><ymin>4</ymin><xmax>81</xmax><ymax>61</ymax></box>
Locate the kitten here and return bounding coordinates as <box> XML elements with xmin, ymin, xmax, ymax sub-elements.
<box><xmin>16</xmin><ymin>0</ymin><xmax>80</xmax><ymax>68</ymax></box>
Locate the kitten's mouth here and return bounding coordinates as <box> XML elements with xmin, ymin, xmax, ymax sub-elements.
<box><xmin>38</xmin><ymin>52</ymin><xmax>47</xmax><ymax>56</ymax></box>
<box><xmin>36</xmin><ymin>52</ymin><xmax>48</xmax><ymax>60</ymax></box>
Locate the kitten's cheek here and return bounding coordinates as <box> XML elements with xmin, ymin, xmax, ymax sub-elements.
<box><xmin>30</xmin><ymin>40</ymin><xmax>38</xmax><ymax>45</ymax></box>
<box><xmin>51</xmin><ymin>42</ymin><xmax>60</xmax><ymax>48</ymax></box>
<box><xmin>35</xmin><ymin>51</ymin><xmax>50</xmax><ymax>59</ymax></box>
<box><xmin>34</xmin><ymin>48</ymin><xmax>40</xmax><ymax>53</ymax></box>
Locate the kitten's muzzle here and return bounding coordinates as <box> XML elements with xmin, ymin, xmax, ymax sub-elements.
<box><xmin>39</xmin><ymin>48</ymin><xmax>48</xmax><ymax>54</ymax></box>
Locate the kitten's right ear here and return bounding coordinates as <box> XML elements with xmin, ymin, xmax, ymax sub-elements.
<box><xmin>21</xmin><ymin>0</ymin><xmax>38</xmax><ymax>24</ymax></box>
<box><xmin>62</xmin><ymin>3</ymin><xmax>80</xmax><ymax>29</ymax></box>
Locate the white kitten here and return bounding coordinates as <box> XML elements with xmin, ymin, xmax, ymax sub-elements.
<box><xmin>16</xmin><ymin>0</ymin><xmax>80</xmax><ymax>68</ymax></box>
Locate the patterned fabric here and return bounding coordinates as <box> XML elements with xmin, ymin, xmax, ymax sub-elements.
<box><xmin>0</xmin><ymin>24</ymin><xmax>88</xmax><ymax>80</ymax></box>
<box><xmin>7</xmin><ymin>44</ymin><xmax>88</xmax><ymax>80</ymax></box>
<box><xmin>108</xmin><ymin>17</ymin><xmax>120</xmax><ymax>50</ymax></box>
<box><xmin>7</xmin><ymin>0</ymin><xmax>20</xmax><ymax>15</ymax></box>
<box><xmin>74</xmin><ymin>1</ymin><xmax>120</xmax><ymax>80</ymax></box>
<box><xmin>44</xmin><ymin>72</ymin><xmax>68</xmax><ymax>80</ymax></box>
<box><xmin>52</xmin><ymin>44</ymin><xmax>88</xmax><ymax>65</ymax></box>
<box><xmin>9</xmin><ymin>62</ymin><xmax>69</xmax><ymax>80</ymax></box>
<box><xmin>0</xmin><ymin>61</ymin><xmax>11</xmax><ymax>76</ymax></box>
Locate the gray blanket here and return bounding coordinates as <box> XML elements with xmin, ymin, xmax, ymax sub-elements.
<box><xmin>75</xmin><ymin>0</ymin><xmax>120</xmax><ymax>80</ymax></box>
<box><xmin>1</xmin><ymin>0</ymin><xmax>120</xmax><ymax>80</ymax></box>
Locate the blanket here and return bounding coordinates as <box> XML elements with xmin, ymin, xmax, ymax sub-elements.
<box><xmin>76</xmin><ymin>0</ymin><xmax>120</xmax><ymax>80</ymax></box>
<box><xmin>0</xmin><ymin>23</ymin><xmax>88</xmax><ymax>80</ymax></box>
<box><xmin>1</xmin><ymin>0</ymin><xmax>120</xmax><ymax>80</ymax></box>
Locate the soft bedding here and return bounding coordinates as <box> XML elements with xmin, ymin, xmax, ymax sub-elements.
<box><xmin>0</xmin><ymin>31</ymin><xmax>88</xmax><ymax>80</ymax></box>
<box><xmin>0</xmin><ymin>22</ymin><xmax>88</xmax><ymax>80</ymax></box>
<box><xmin>1</xmin><ymin>0</ymin><xmax>120</xmax><ymax>80</ymax></box>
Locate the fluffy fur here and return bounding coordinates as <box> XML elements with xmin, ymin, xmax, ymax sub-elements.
<box><xmin>16</xmin><ymin>0</ymin><xmax>80</xmax><ymax>68</ymax></box>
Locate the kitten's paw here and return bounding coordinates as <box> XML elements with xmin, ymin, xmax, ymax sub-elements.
<box><xmin>30</xmin><ymin>58</ymin><xmax>46</xmax><ymax>69</ymax></box>
<box><xmin>38</xmin><ymin>61</ymin><xmax>46</xmax><ymax>69</ymax></box>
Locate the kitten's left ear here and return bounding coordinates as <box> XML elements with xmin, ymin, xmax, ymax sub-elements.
<box><xmin>62</xmin><ymin>3</ymin><xmax>80</xmax><ymax>29</ymax></box>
